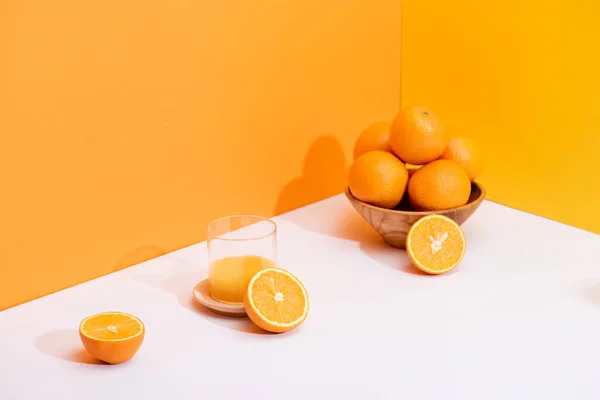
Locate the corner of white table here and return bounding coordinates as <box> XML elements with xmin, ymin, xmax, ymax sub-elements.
<box><xmin>1</xmin><ymin>194</ymin><xmax>599</xmax><ymax>399</ymax></box>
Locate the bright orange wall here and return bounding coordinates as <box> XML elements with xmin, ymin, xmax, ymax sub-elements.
<box><xmin>402</xmin><ymin>0</ymin><xmax>600</xmax><ymax>233</ymax></box>
<box><xmin>0</xmin><ymin>1</ymin><xmax>402</xmax><ymax>310</ymax></box>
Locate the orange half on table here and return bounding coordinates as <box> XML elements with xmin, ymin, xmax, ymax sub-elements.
<box><xmin>244</xmin><ymin>268</ymin><xmax>309</xmax><ymax>333</ymax></box>
<box><xmin>406</xmin><ymin>214</ymin><xmax>466</xmax><ymax>275</ymax></box>
<box><xmin>79</xmin><ymin>311</ymin><xmax>145</xmax><ymax>364</ymax></box>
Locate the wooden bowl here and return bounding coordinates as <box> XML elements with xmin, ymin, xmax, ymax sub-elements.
<box><xmin>344</xmin><ymin>182</ymin><xmax>486</xmax><ymax>249</ymax></box>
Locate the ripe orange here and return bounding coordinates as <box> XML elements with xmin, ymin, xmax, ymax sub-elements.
<box><xmin>348</xmin><ymin>150</ymin><xmax>408</xmax><ymax>209</ymax></box>
<box><xmin>79</xmin><ymin>311</ymin><xmax>145</xmax><ymax>364</ymax></box>
<box><xmin>406</xmin><ymin>214</ymin><xmax>466</xmax><ymax>275</ymax></box>
<box><xmin>389</xmin><ymin>105</ymin><xmax>449</xmax><ymax>165</ymax></box>
<box><xmin>244</xmin><ymin>268</ymin><xmax>309</xmax><ymax>334</ymax></box>
<box><xmin>440</xmin><ymin>136</ymin><xmax>484</xmax><ymax>181</ymax></box>
<box><xmin>353</xmin><ymin>122</ymin><xmax>392</xmax><ymax>160</ymax></box>
<box><xmin>408</xmin><ymin>159</ymin><xmax>471</xmax><ymax>211</ymax></box>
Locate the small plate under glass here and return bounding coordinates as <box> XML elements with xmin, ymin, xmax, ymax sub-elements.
<box><xmin>192</xmin><ymin>279</ymin><xmax>247</xmax><ymax>317</ymax></box>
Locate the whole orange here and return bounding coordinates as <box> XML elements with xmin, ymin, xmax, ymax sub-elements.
<box><xmin>440</xmin><ymin>136</ymin><xmax>484</xmax><ymax>181</ymax></box>
<box><xmin>348</xmin><ymin>151</ymin><xmax>408</xmax><ymax>209</ymax></box>
<box><xmin>389</xmin><ymin>105</ymin><xmax>449</xmax><ymax>165</ymax></box>
<box><xmin>353</xmin><ymin>122</ymin><xmax>392</xmax><ymax>160</ymax></box>
<box><xmin>408</xmin><ymin>159</ymin><xmax>471</xmax><ymax>211</ymax></box>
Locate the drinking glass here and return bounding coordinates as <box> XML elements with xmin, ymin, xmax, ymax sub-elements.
<box><xmin>207</xmin><ymin>215</ymin><xmax>277</xmax><ymax>304</ymax></box>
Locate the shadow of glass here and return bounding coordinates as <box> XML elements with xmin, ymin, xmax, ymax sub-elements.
<box><xmin>35</xmin><ymin>329</ymin><xmax>107</xmax><ymax>365</ymax></box>
<box><xmin>183</xmin><ymin>295</ymin><xmax>271</xmax><ymax>335</ymax></box>
<box><xmin>133</xmin><ymin>261</ymin><xmax>271</xmax><ymax>335</ymax></box>
<box><xmin>275</xmin><ymin>135</ymin><xmax>348</xmax><ymax>216</ymax></box>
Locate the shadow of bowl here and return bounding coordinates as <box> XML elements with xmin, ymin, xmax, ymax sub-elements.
<box><xmin>345</xmin><ymin>182</ymin><xmax>486</xmax><ymax>249</ymax></box>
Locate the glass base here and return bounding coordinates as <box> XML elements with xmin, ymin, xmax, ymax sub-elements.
<box><xmin>209</xmin><ymin>293</ymin><xmax>243</xmax><ymax>306</ymax></box>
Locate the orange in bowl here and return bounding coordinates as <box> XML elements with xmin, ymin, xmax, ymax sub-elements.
<box><xmin>79</xmin><ymin>311</ymin><xmax>145</xmax><ymax>364</ymax></box>
<box><xmin>408</xmin><ymin>159</ymin><xmax>471</xmax><ymax>211</ymax></box>
<box><xmin>389</xmin><ymin>105</ymin><xmax>449</xmax><ymax>165</ymax></box>
<box><xmin>353</xmin><ymin>121</ymin><xmax>392</xmax><ymax>160</ymax></box>
<box><xmin>440</xmin><ymin>136</ymin><xmax>484</xmax><ymax>181</ymax></box>
<box><xmin>348</xmin><ymin>150</ymin><xmax>409</xmax><ymax>209</ymax></box>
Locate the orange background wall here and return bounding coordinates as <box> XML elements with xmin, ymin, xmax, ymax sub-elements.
<box><xmin>401</xmin><ymin>0</ymin><xmax>600</xmax><ymax>234</ymax></box>
<box><xmin>0</xmin><ymin>1</ymin><xmax>402</xmax><ymax>310</ymax></box>
<box><xmin>6</xmin><ymin>1</ymin><xmax>597</xmax><ymax>311</ymax></box>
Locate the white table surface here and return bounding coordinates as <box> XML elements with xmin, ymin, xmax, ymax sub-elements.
<box><xmin>1</xmin><ymin>194</ymin><xmax>599</xmax><ymax>400</ymax></box>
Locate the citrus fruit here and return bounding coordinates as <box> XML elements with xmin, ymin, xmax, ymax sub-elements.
<box><xmin>406</xmin><ymin>214</ymin><xmax>466</xmax><ymax>275</ymax></box>
<box><xmin>79</xmin><ymin>311</ymin><xmax>145</xmax><ymax>364</ymax></box>
<box><xmin>348</xmin><ymin>150</ymin><xmax>408</xmax><ymax>209</ymax></box>
<box><xmin>244</xmin><ymin>267</ymin><xmax>309</xmax><ymax>333</ymax></box>
<box><xmin>408</xmin><ymin>159</ymin><xmax>471</xmax><ymax>211</ymax></box>
<box><xmin>389</xmin><ymin>105</ymin><xmax>449</xmax><ymax>165</ymax></box>
<box><xmin>353</xmin><ymin>122</ymin><xmax>392</xmax><ymax>160</ymax></box>
<box><xmin>440</xmin><ymin>136</ymin><xmax>484</xmax><ymax>181</ymax></box>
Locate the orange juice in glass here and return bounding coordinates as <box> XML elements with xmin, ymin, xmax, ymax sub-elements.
<box><xmin>207</xmin><ymin>215</ymin><xmax>277</xmax><ymax>304</ymax></box>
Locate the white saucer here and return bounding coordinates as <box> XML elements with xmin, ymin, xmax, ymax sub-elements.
<box><xmin>192</xmin><ymin>279</ymin><xmax>247</xmax><ymax>317</ymax></box>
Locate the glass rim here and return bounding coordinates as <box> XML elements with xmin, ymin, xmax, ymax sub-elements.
<box><xmin>207</xmin><ymin>214</ymin><xmax>277</xmax><ymax>242</ymax></box>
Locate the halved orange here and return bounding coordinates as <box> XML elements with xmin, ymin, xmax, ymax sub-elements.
<box><xmin>406</xmin><ymin>214</ymin><xmax>466</xmax><ymax>275</ymax></box>
<box><xmin>244</xmin><ymin>268</ymin><xmax>309</xmax><ymax>333</ymax></box>
<box><xmin>79</xmin><ymin>311</ymin><xmax>145</xmax><ymax>364</ymax></box>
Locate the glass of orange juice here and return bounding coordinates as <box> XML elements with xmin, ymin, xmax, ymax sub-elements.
<box><xmin>207</xmin><ymin>215</ymin><xmax>277</xmax><ymax>304</ymax></box>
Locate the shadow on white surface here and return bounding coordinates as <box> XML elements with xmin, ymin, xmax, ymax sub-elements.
<box><xmin>282</xmin><ymin>203</ymin><xmax>429</xmax><ymax>276</ymax></box>
<box><xmin>133</xmin><ymin>261</ymin><xmax>271</xmax><ymax>335</ymax></box>
<box><xmin>35</xmin><ymin>329</ymin><xmax>107</xmax><ymax>365</ymax></box>
<box><xmin>279</xmin><ymin>201</ymin><xmax>381</xmax><ymax>243</ymax></box>
<box><xmin>359</xmin><ymin>240</ymin><xmax>431</xmax><ymax>276</ymax></box>
<box><xmin>583</xmin><ymin>283</ymin><xmax>600</xmax><ymax>307</ymax></box>
<box><xmin>183</xmin><ymin>295</ymin><xmax>270</xmax><ymax>335</ymax></box>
